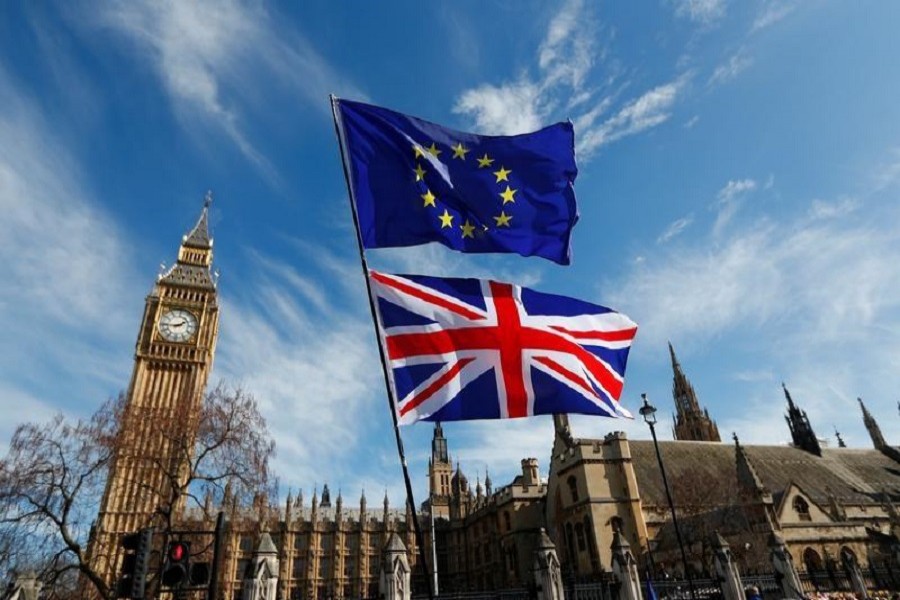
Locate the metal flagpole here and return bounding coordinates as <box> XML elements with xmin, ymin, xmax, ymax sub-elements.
<box><xmin>330</xmin><ymin>94</ymin><xmax>435</xmax><ymax>600</ymax></box>
<box><xmin>430</xmin><ymin>506</ymin><xmax>439</xmax><ymax>595</ymax></box>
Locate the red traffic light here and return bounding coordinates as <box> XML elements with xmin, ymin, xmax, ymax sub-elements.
<box><xmin>169</xmin><ymin>542</ymin><xmax>188</xmax><ymax>562</ymax></box>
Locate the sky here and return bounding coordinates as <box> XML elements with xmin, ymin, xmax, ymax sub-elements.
<box><xmin>2</xmin><ymin>0</ymin><xmax>900</xmax><ymax>508</ymax></box>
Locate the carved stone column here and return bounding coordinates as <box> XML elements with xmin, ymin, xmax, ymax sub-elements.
<box><xmin>610</xmin><ymin>532</ymin><xmax>642</xmax><ymax>600</ymax></box>
<box><xmin>711</xmin><ymin>533</ymin><xmax>745</xmax><ymax>600</ymax></box>
<box><xmin>380</xmin><ymin>533</ymin><xmax>411</xmax><ymax>600</ymax></box>
<box><xmin>768</xmin><ymin>532</ymin><xmax>804</xmax><ymax>599</ymax></box>
<box><xmin>533</xmin><ymin>528</ymin><xmax>565</xmax><ymax>600</ymax></box>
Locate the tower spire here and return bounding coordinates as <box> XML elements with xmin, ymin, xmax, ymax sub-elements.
<box><xmin>159</xmin><ymin>192</ymin><xmax>216</xmax><ymax>289</ymax></box>
<box><xmin>669</xmin><ymin>342</ymin><xmax>720</xmax><ymax>442</ymax></box>
<box><xmin>783</xmin><ymin>383</ymin><xmax>821</xmax><ymax>456</ymax></box>
<box><xmin>859</xmin><ymin>397</ymin><xmax>887</xmax><ymax>449</ymax></box>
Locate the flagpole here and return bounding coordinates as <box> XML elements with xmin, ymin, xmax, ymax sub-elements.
<box><xmin>330</xmin><ymin>94</ymin><xmax>434</xmax><ymax>600</ymax></box>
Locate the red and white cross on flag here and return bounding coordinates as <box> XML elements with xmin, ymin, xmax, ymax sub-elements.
<box><xmin>369</xmin><ymin>271</ymin><xmax>638</xmax><ymax>425</ymax></box>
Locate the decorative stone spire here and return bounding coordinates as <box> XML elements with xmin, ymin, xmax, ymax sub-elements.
<box><xmin>783</xmin><ymin>383</ymin><xmax>821</xmax><ymax>456</ymax></box>
<box><xmin>835</xmin><ymin>427</ymin><xmax>847</xmax><ymax>448</ymax></box>
<box><xmin>360</xmin><ymin>489</ymin><xmax>367</xmax><ymax>514</ymax></box>
<box><xmin>183</xmin><ymin>190</ymin><xmax>213</xmax><ymax>249</ymax></box>
<box><xmin>284</xmin><ymin>490</ymin><xmax>293</xmax><ymax>524</ymax></box>
<box><xmin>320</xmin><ymin>484</ymin><xmax>332</xmax><ymax>508</ymax></box>
<box><xmin>159</xmin><ymin>192</ymin><xmax>216</xmax><ymax>289</ymax></box>
<box><xmin>485</xmin><ymin>467</ymin><xmax>493</xmax><ymax>496</ymax></box>
<box><xmin>859</xmin><ymin>397</ymin><xmax>887</xmax><ymax>449</ymax></box>
<box><xmin>669</xmin><ymin>342</ymin><xmax>721</xmax><ymax>442</ymax></box>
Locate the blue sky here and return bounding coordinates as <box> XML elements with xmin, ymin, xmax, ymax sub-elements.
<box><xmin>2</xmin><ymin>0</ymin><xmax>900</xmax><ymax>506</ymax></box>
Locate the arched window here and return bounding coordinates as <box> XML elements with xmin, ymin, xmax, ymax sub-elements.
<box><xmin>803</xmin><ymin>548</ymin><xmax>822</xmax><ymax>573</ymax></box>
<box><xmin>840</xmin><ymin>546</ymin><xmax>857</xmax><ymax>568</ymax></box>
<box><xmin>504</xmin><ymin>511</ymin><xmax>511</xmax><ymax>532</ymax></box>
<box><xmin>793</xmin><ymin>496</ymin><xmax>811</xmax><ymax>521</ymax></box>
<box><xmin>565</xmin><ymin>522</ymin><xmax>576</xmax><ymax>562</ymax></box>
<box><xmin>575</xmin><ymin>522</ymin><xmax>586</xmax><ymax>551</ymax></box>
<box><xmin>567</xmin><ymin>476</ymin><xmax>579</xmax><ymax>503</ymax></box>
<box><xmin>584</xmin><ymin>516</ymin><xmax>599</xmax><ymax>571</ymax></box>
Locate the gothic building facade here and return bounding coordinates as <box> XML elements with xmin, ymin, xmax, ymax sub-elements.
<box><xmin>87</xmin><ymin>198</ymin><xmax>900</xmax><ymax>599</ymax></box>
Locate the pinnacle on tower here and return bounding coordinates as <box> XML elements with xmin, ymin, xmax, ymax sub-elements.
<box><xmin>432</xmin><ymin>421</ymin><xmax>449</xmax><ymax>464</ymax></box>
<box><xmin>669</xmin><ymin>342</ymin><xmax>721</xmax><ymax>442</ymax></box>
<box><xmin>783</xmin><ymin>384</ymin><xmax>821</xmax><ymax>456</ymax></box>
<box><xmin>183</xmin><ymin>191</ymin><xmax>213</xmax><ymax>249</ymax></box>
<box><xmin>834</xmin><ymin>427</ymin><xmax>847</xmax><ymax>448</ymax></box>
<box><xmin>858</xmin><ymin>397</ymin><xmax>888</xmax><ymax>449</ymax></box>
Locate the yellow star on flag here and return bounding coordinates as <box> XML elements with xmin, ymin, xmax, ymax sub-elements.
<box><xmin>413</xmin><ymin>144</ymin><xmax>426</xmax><ymax>159</ymax></box>
<box><xmin>451</xmin><ymin>143</ymin><xmax>469</xmax><ymax>160</ymax></box>
<box><xmin>421</xmin><ymin>189</ymin><xmax>437</xmax><ymax>207</ymax></box>
<box><xmin>500</xmin><ymin>186</ymin><xmax>517</xmax><ymax>204</ymax></box>
<box><xmin>493</xmin><ymin>211</ymin><xmax>513</xmax><ymax>227</ymax></box>
<box><xmin>460</xmin><ymin>220</ymin><xmax>476</xmax><ymax>238</ymax></box>
<box><xmin>414</xmin><ymin>164</ymin><xmax>426</xmax><ymax>181</ymax></box>
<box><xmin>427</xmin><ymin>142</ymin><xmax>442</xmax><ymax>157</ymax></box>
<box><xmin>493</xmin><ymin>166</ymin><xmax>512</xmax><ymax>183</ymax></box>
<box><xmin>477</xmin><ymin>153</ymin><xmax>494</xmax><ymax>168</ymax></box>
<box><xmin>439</xmin><ymin>210</ymin><xmax>454</xmax><ymax>228</ymax></box>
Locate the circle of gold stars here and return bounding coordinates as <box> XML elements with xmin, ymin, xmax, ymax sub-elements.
<box><xmin>410</xmin><ymin>140</ymin><xmax>519</xmax><ymax>238</ymax></box>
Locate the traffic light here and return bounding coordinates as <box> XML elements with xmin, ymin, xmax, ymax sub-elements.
<box><xmin>161</xmin><ymin>540</ymin><xmax>191</xmax><ymax>588</ymax></box>
<box><xmin>116</xmin><ymin>528</ymin><xmax>153</xmax><ymax>599</ymax></box>
<box><xmin>189</xmin><ymin>560</ymin><xmax>211</xmax><ymax>586</ymax></box>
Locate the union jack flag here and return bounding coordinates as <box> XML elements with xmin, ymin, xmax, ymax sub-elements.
<box><xmin>370</xmin><ymin>271</ymin><xmax>638</xmax><ymax>425</ymax></box>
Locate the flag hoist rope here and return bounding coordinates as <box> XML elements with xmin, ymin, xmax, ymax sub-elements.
<box><xmin>330</xmin><ymin>94</ymin><xmax>434</xmax><ymax>600</ymax></box>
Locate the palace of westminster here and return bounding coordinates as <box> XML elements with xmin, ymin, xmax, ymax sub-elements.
<box><xmin>81</xmin><ymin>200</ymin><xmax>900</xmax><ymax>599</ymax></box>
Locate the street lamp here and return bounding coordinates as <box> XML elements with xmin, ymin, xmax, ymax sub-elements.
<box><xmin>640</xmin><ymin>393</ymin><xmax>698</xmax><ymax>600</ymax></box>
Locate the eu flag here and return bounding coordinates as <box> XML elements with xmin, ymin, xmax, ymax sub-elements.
<box><xmin>334</xmin><ymin>99</ymin><xmax>579</xmax><ymax>265</ymax></box>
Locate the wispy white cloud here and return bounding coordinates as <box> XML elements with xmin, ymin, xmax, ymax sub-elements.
<box><xmin>0</xmin><ymin>65</ymin><xmax>140</xmax><ymax>446</ymax></box>
<box><xmin>684</xmin><ymin>115</ymin><xmax>700</xmax><ymax>128</ymax></box>
<box><xmin>708</xmin><ymin>50</ymin><xmax>754</xmax><ymax>86</ymax></box>
<box><xmin>454</xmin><ymin>0</ymin><xmax>684</xmax><ymax>157</ymax></box>
<box><xmin>577</xmin><ymin>78</ymin><xmax>687</xmax><ymax>157</ymax></box>
<box><xmin>215</xmin><ymin>250</ymin><xmax>385</xmax><ymax>489</ymax></box>
<box><xmin>871</xmin><ymin>148</ymin><xmax>900</xmax><ymax>192</ymax></box>
<box><xmin>713</xmin><ymin>178</ymin><xmax>756</xmax><ymax>235</ymax></box>
<box><xmin>454</xmin><ymin>80</ymin><xmax>544</xmax><ymax>136</ymax></box>
<box><xmin>808</xmin><ymin>198</ymin><xmax>859</xmax><ymax>220</ymax></box>
<box><xmin>751</xmin><ymin>1</ymin><xmax>798</xmax><ymax>33</ymax></box>
<box><xmin>657</xmin><ymin>216</ymin><xmax>694</xmax><ymax>244</ymax></box>
<box><xmin>674</xmin><ymin>0</ymin><xmax>727</xmax><ymax>25</ymax></box>
<box><xmin>606</xmin><ymin>197</ymin><xmax>900</xmax><ymax>444</ymax></box>
<box><xmin>610</xmin><ymin>201</ymin><xmax>900</xmax><ymax>349</ymax></box>
<box><xmin>91</xmin><ymin>0</ymin><xmax>361</xmax><ymax>184</ymax></box>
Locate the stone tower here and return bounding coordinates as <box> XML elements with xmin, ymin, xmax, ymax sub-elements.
<box><xmin>428</xmin><ymin>422</ymin><xmax>452</xmax><ymax>518</ymax></box>
<box><xmin>669</xmin><ymin>342</ymin><xmax>721</xmax><ymax>442</ymax></box>
<box><xmin>88</xmin><ymin>195</ymin><xmax>219</xmax><ymax>589</ymax></box>
<box><xmin>783</xmin><ymin>383</ymin><xmax>821</xmax><ymax>456</ymax></box>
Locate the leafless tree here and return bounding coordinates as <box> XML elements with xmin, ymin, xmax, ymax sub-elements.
<box><xmin>0</xmin><ymin>383</ymin><xmax>275</xmax><ymax>599</ymax></box>
<box><xmin>666</xmin><ymin>469</ymin><xmax>770</xmax><ymax>575</ymax></box>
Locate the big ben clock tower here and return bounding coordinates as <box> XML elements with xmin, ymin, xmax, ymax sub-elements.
<box><xmin>88</xmin><ymin>193</ymin><xmax>220</xmax><ymax>590</ymax></box>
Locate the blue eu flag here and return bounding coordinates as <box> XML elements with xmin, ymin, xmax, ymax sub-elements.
<box><xmin>335</xmin><ymin>99</ymin><xmax>579</xmax><ymax>265</ymax></box>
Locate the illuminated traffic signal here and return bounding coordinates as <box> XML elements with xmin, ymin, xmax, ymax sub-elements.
<box><xmin>116</xmin><ymin>528</ymin><xmax>153</xmax><ymax>599</ymax></box>
<box><xmin>161</xmin><ymin>540</ymin><xmax>191</xmax><ymax>588</ymax></box>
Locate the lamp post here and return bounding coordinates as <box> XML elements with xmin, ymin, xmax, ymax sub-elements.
<box><xmin>639</xmin><ymin>393</ymin><xmax>697</xmax><ymax>600</ymax></box>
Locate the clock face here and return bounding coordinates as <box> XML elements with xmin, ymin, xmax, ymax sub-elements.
<box><xmin>158</xmin><ymin>308</ymin><xmax>198</xmax><ymax>342</ymax></box>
